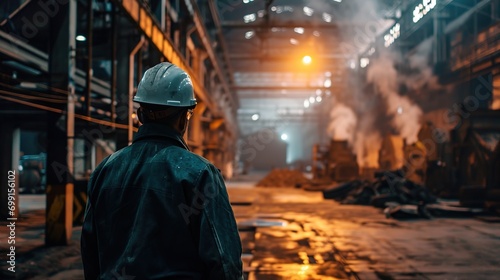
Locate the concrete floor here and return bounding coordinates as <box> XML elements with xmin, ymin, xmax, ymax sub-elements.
<box><xmin>229</xmin><ymin>179</ymin><xmax>500</xmax><ymax>280</ymax></box>
<box><xmin>1</xmin><ymin>178</ymin><xmax>500</xmax><ymax>279</ymax></box>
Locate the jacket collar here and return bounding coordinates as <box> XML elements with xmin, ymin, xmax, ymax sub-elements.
<box><xmin>133</xmin><ymin>123</ymin><xmax>190</xmax><ymax>151</ymax></box>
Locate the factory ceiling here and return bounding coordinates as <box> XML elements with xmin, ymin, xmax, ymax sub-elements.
<box><xmin>216</xmin><ymin>0</ymin><xmax>402</xmax><ymax>132</ymax></box>
<box><xmin>0</xmin><ymin>0</ymin><xmax>402</xmax><ymax>137</ymax></box>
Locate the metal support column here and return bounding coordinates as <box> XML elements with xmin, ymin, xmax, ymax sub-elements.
<box><xmin>111</xmin><ymin>4</ymin><xmax>118</xmax><ymax>124</ymax></box>
<box><xmin>493</xmin><ymin>0</ymin><xmax>500</xmax><ymax>21</ymax></box>
<box><xmin>86</xmin><ymin>0</ymin><xmax>93</xmax><ymax>116</ymax></box>
<box><xmin>0</xmin><ymin>124</ymin><xmax>20</xmax><ymax>219</ymax></box>
<box><xmin>115</xmin><ymin>23</ymin><xmax>137</xmax><ymax>149</ymax></box>
<box><xmin>433</xmin><ymin>0</ymin><xmax>446</xmax><ymax>65</ymax></box>
<box><xmin>128</xmin><ymin>37</ymin><xmax>145</xmax><ymax>145</ymax></box>
<box><xmin>45</xmin><ymin>0</ymin><xmax>76</xmax><ymax>246</ymax></box>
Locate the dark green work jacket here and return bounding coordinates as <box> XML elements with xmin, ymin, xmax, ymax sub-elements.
<box><xmin>81</xmin><ymin>123</ymin><xmax>243</xmax><ymax>279</ymax></box>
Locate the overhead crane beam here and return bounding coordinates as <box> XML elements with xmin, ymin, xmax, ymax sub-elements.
<box><xmin>234</xmin><ymin>86</ymin><xmax>343</xmax><ymax>91</ymax></box>
<box><xmin>221</xmin><ymin>20</ymin><xmax>345</xmax><ymax>29</ymax></box>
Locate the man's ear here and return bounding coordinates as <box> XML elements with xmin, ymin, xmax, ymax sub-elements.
<box><xmin>177</xmin><ymin>109</ymin><xmax>189</xmax><ymax>134</ymax></box>
<box><xmin>137</xmin><ymin>107</ymin><xmax>144</xmax><ymax>124</ymax></box>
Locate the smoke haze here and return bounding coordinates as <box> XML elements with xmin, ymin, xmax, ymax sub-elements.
<box><xmin>326</xmin><ymin>0</ymin><xmax>453</xmax><ymax>169</ymax></box>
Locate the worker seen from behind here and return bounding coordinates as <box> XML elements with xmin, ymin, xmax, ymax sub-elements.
<box><xmin>81</xmin><ymin>62</ymin><xmax>243</xmax><ymax>279</ymax></box>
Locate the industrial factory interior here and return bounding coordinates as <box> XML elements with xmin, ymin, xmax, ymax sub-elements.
<box><xmin>1</xmin><ymin>0</ymin><xmax>500</xmax><ymax>279</ymax></box>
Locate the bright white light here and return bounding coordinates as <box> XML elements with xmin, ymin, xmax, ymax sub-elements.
<box><xmin>322</xmin><ymin>13</ymin><xmax>332</xmax><ymax>23</ymax></box>
<box><xmin>290</xmin><ymin>38</ymin><xmax>299</xmax><ymax>45</ymax></box>
<box><xmin>309</xmin><ymin>96</ymin><xmax>316</xmax><ymax>104</ymax></box>
<box><xmin>302</xmin><ymin>55</ymin><xmax>312</xmax><ymax>64</ymax></box>
<box><xmin>349</xmin><ymin>61</ymin><xmax>356</xmax><ymax>69</ymax></box>
<box><xmin>281</xmin><ymin>133</ymin><xmax>288</xmax><ymax>141</ymax></box>
<box><xmin>245</xmin><ymin>31</ymin><xmax>255</xmax><ymax>39</ymax></box>
<box><xmin>324</xmin><ymin>79</ymin><xmax>332</xmax><ymax>88</ymax></box>
<box><xmin>316</xmin><ymin>96</ymin><xmax>323</xmax><ymax>103</ymax></box>
<box><xmin>271</xmin><ymin>5</ymin><xmax>293</xmax><ymax>14</ymax></box>
<box><xmin>76</xmin><ymin>35</ymin><xmax>86</xmax><ymax>41</ymax></box>
<box><xmin>413</xmin><ymin>0</ymin><xmax>436</xmax><ymax>23</ymax></box>
<box><xmin>360</xmin><ymin>58</ymin><xmax>370</xmax><ymax>68</ymax></box>
<box><xmin>304</xmin><ymin>100</ymin><xmax>310</xmax><ymax>108</ymax></box>
<box><xmin>384</xmin><ymin>23</ymin><xmax>400</xmax><ymax>47</ymax></box>
<box><xmin>397</xmin><ymin>106</ymin><xmax>403</xmax><ymax>114</ymax></box>
<box><xmin>243</xmin><ymin>13</ymin><xmax>256</xmax><ymax>23</ymax></box>
<box><xmin>294</xmin><ymin>27</ymin><xmax>304</xmax><ymax>34</ymax></box>
<box><xmin>332</xmin><ymin>0</ymin><xmax>342</xmax><ymax>2</ymax></box>
<box><xmin>303</xmin><ymin>6</ymin><xmax>314</xmax><ymax>16</ymax></box>
<box><xmin>251</xmin><ymin>113</ymin><xmax>260</xmax><ymax>121</ymax></box>
<box><xmin>243</xmin><ymin>0</ymin><xmax>254</xmax><ymax>3</ymax></box>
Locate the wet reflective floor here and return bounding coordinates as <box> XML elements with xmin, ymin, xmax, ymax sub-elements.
<box><xmin>228</xmin><ymin>180</ymin><xmax>500</xmax><ymax>280</ymax></box>
<box><xmin>2</xmin><ymin>180</ymin><xmax>500</xmax><ymax>279</ymax></box>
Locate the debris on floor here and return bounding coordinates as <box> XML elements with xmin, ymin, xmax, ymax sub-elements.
<box><xmin>322</xmin><ymin>169</ymin><xmax>490</xmax><ymax>220</ymax></box>
<box><xmin>256</xmin><ymin>169</ymin><xmax>310</xmax><ymax>188</ymax></box>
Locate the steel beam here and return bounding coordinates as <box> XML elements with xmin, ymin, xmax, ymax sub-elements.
<box><xmin>128</xmin><ymin>37</ymin><xmax>145</xmax><ymax>145</ymax></box>
<box><xmin>45</xmin><ymin>0</ymin><xmax>76</xmax><ymax>246</ymax></box>
<box><xmin>115</xmin><ymin>0</ymin><xmax>215</xmax><ymax>112</ymax></box>
<box><xmin>184</xmin><ymin>0</ymin><xmax>237</xmax><ymax>117</ymax></box>
<box><xmin>234</xmin><ymin>85</ymin><xmax>341</xmax><ymax>91</ymax></box>
<box><xmin>86</xmin><ymin>0</ymin><xmax>93</xmax><ymax>116</ymax></box>
<box><xmin>207</xmin><ymin>0</ymin><xmax>238</xmax><ymax>106</ymax></box>
<box><xmin>115</xmin><ymin>0</ymin><xmax>239</xmax><ymax>137</ymax></box>
<box><xmin>231</xmin><ymin>63</ymin><xmax>347</xmax><ymax>72</ymax></box>
<box><xmin>0</xmin><ymin>30</ymin><xmax>48</xmax><ymax>72</ymax></box>
<box><xmin>111</xmin><ymin>3</ymin><xmax>118</xmax><ymax>124</ymax></box>
<box><xmin>229</xmin><ymin>53</ymin><xmax>347</xmax><ymax>60</ymax></box>
<box><xmin>221</xmin><ymin>20</ymin><xmax>342</xmax><ymax>29</ymax></box>
<box><xmin>0</xmin><ymin>124</ymin><xmax>20</xmax><ymax>219</ymax></box>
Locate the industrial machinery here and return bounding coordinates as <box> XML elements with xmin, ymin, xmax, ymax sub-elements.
<box><xmin>19</xmin><ymin>153</ymin><xmax>46</xmax><ymax>194</ymax></box>
<box><xmin>451</xmin><ymin>110</ymin><xmax>500</xmax><ymax>207</ymax></box>
<box><xmin>423</xmin><ymin>110</ymin><xmax>500</xmax><ymax>206</ymax></box>
<box><xmin>312</xmin><ymin>140</ymin><xmax>359</xmax><ymax>182</ymax></box>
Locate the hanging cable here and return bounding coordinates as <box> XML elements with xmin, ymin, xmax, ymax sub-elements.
<box><xmin>0</xmin><ymin>95</ymin><xmax>136</xmax><ymax>131</ymax></box>
<box><xmin>0</xmin><ymin>89</ymin><xmax>68</xmax><ymax>103</ymax></box>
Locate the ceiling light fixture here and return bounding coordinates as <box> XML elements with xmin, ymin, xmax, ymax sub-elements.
<box><xmin>243</xmin><ymin>13</ymin><xmax>256</xmax><ymax>23</ymax></box>
<box><xmin>294</xmin><ymin>27</ymin><xmax>304</xmax><ymax>34</ymax></box>
<box><xmin>303</xmin><ymin>6</ymin><xmax>314</xmax><ymax>16</ymax></box>
<box><xmin>76</xmin><ymin>35</ymin><xmax>86</xmax><ymax>41</ymax></box>
<box><xmin>322</xmin><ymin>13</ymin><xmax>332</xmax><ymax>23</ymax></box>
<box><xmin>245</xmin><ymin>31</ymin><xmax>255</xmax><ymax>39</ymax></box>
<box><xmin>304</xmin><ymin>100</ymin><xmax>310</xmax><ymax>108</ymax></box>
<box><xmin>302</xmin><ymin>55</ymin><xmax>312</xmax><ymax>65</ymax></box>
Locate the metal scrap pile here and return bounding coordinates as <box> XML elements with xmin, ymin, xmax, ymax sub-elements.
<box><xmin>323</xmin><ymin>170</ymin><xmax>484</xmax><ymax>219</ymax></box>
<box><xmin>257</xmin><ymin>169</ymin><xmax>311</xmax><ymax>188</ymax></box>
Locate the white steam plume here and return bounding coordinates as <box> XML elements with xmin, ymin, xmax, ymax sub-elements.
<box><xmin>327</xmin><ymin>102</ymin><xmax>357</xmax><ymax>143</ymax></box>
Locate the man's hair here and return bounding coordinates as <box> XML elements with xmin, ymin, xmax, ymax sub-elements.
<box><xmin>139</xmin><ymin>104</ymin><xmax>187</xmax><ymax>126</ymax></box>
